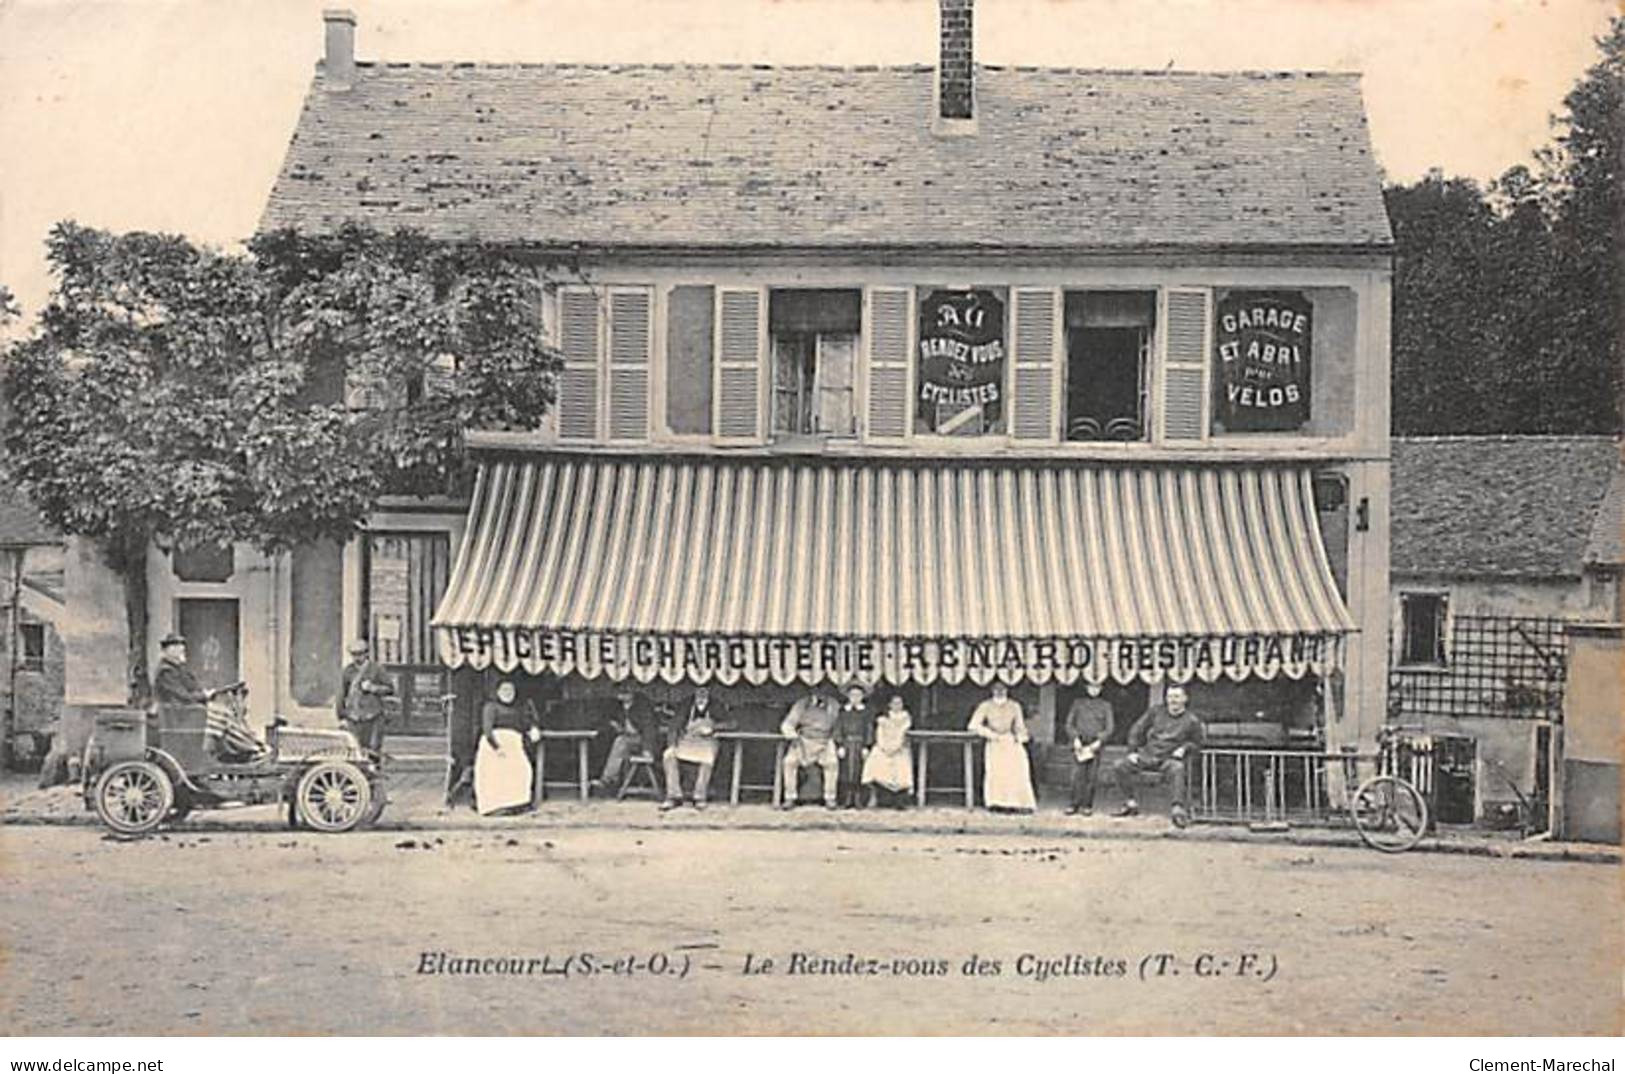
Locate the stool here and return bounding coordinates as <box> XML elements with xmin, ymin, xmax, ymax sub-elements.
<box><xmin>618</xmin><ymin>752</ymin><xmax>663</xmax><ymax>800</ymax></box>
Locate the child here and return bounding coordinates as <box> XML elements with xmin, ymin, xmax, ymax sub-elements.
<box><xmin>862</xmin><ymin>694</ymin><xmax>913</xmax><ymax>808</ymax></box>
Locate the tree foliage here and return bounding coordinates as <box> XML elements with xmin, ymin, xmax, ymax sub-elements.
<box><xmin>1386</xmin><ymin>17</ymin><xmax>1622</xmax><ymax>435</ymax></box>
<box><xmin>2</xmin><ymin>223</ymin><xmax>559</xmax><ymax>558</ymax></box>
<box><xmin>0</xmin><ymin>223</ymin><xmax>559</xmax><ymax>702</ymax></box>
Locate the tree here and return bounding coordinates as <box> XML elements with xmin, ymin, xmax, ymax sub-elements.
<box><xmin>0</xmin><ymin>223</ymin><xmax>560</xmax><ymax>703</ymax></box>
<box><xmin>1385</xmin><ymin>17</ymin><xmax>1622</xmax><ymax>436</ymax></box>
<box><xmin>1536</xmin><ymin>16</ymin><xmax>1623</xmax><ymax>434</ymax></box>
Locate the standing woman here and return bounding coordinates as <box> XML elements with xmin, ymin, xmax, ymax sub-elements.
<box><xmin>862</xmin><ymin>693</ymin><xmax>914</xmax><ymax>808</ymax></box>
<box><xmin>967</xmin><ymin>681</ymin><xmax>1037</xmax><ymax>813</ymax></box>
<box><xmin>475</xmin><ymin>680</ymin><xmax>540</xmax><ymax>816</ymax></box>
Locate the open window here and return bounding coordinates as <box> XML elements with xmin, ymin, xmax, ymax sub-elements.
<box><xmin>1399</xmin><ymin>591</ymin><xmax>1449</xmax><ymax>666</ymax></box>
<box><xmin>1063</xmin><ymin>291</ymin><xmax>1154</xmax><ymax>442</ymax></box>
<box><xmin>769</xmin><ymin>289</ymin><xmax>860</xmax><ymax>439</ymax></box>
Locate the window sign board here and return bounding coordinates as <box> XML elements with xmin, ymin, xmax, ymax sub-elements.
<box><xmin>1214</xmin><ymin>290</ymin><xmax>1312</xmax><ymax>432</ymax></box>
<box><xmin>916</xmin><ymin>288</ymin><xmax>1006</xmax><ymax>435</ymax></box>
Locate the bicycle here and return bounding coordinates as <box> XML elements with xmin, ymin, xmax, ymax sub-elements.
<box><xmin>1347</xmin><ymin>726</ymin><xmax>1430</xmax><ymax>853</ymax></box>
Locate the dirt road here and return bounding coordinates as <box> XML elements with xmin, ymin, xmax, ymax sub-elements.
<box><xmin>1</xmin><ymin>822</ymin><xmax>1617</xmax><ymax>1035</ymax></box>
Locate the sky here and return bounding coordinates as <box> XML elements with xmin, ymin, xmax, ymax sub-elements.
<box><xmin>0</xmin><ymin>0</ymin><xmax>1615</xmax><ymax>321</ymax></box>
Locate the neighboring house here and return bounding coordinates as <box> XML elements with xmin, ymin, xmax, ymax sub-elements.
<box><xmin>1389</xmin><ymin>435</ymin><xmax>1622</xmax><ymax>825</ymax></box>
<box><xmin>138</xmin><ymin>2</ymin><xmax>1394</xmax><ymax>775</ymax></box>
<box><xmin>0</xmin><ymin>488</ymin><xmax>66</xmax><ymax>768</ymax></box>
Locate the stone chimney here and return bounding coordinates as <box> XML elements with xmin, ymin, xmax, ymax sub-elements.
<box><xmin>323</xmin><ymin>9</ymin><xmax>356</xmax><ymax>88</ymax></box>
<box><xmin>938</xmin><ymin>0</ymin><xmax>974</xmax><ymax>123</ymax></box>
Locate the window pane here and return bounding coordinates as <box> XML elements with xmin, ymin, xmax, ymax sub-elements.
<box><xmin>1401</xmin><ymin>594</ymin><xmax>1446</xmax><ymax>664</ymax></box>
<box><xmin>367</xmin><ymin>533</ymin><xmax>450</xmax><ymax>666</ymax></box>
<box><xmin>816</xmin><ymin>334</ymin><xmax>857</xmax><ymax>436</ymax></box>
<box><xmin>1063</xmin><ymin>291</ymin><xmax>1154</xmax><ymax>443</ymax></box>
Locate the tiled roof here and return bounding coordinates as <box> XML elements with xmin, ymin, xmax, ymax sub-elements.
<box><xmin>260</xmin><ymin>63</ymin><xmax>1392</xmax><ymax>250</ymax></box>
<box><xmin>0</xmin><ymin>487</ymin><xmax>57</xmax><ymax>547</ymax></box>
<box><xmin>1392</xmin><ymin>437</ymin><xmax>1622</xmax><ymax>579</ymax></box>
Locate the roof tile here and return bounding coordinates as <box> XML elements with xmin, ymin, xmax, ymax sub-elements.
<box><xmin>1392</xmin><ymin>437</ymin><xmax>1622</xmax><ymax>578</ymax></box>
<box><xmin>261</xmin><ymin>63</ymin><xmax>1392</xmax><ymax>249</ymax></box>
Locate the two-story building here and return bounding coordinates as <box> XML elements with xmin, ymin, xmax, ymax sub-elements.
<box><xmin>190</xmin><ymin>1</ymin><xmax>1393</xmax><ymax>776</ymax></box>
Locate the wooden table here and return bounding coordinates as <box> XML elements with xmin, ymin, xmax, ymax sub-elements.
<box><xmin>716</xmin><ymin>731</ymin><xmax>786</xmax><ymax>805</ymax></box>
<box><xmin>909</xmin><ymin>729</ymin><xmax>981</xmax><ymax>809</ymax></box>
<box><xmin>533</xmin><ymin>729</ymin><xmax>596</xmax><ymax>806</ymax></box>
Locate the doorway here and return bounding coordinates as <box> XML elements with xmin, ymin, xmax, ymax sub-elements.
<box><xmin>175</xmin><ymin>598</ymin><xmax>240</xmax><ymax>693</ymax></box>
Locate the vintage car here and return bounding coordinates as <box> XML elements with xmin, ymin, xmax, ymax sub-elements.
<box><xmin>81</xmin><ymin>687</ymin><xmax>386</xmax><ymax>836</ymax></box>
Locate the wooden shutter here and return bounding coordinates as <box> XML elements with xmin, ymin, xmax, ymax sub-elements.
<box><xmin>558</xmin><ymin>287</ymin><xmax>601</xmax><ymax>441</ymax></box>
<box><xmin>1011</xmin><ymin>287</ymin><xmax>1060</xmax><ymax>441</ymax></box>
<box><xmin>864</xmin><ymin>287</ymin><xmax>912</xmax><ymax>441</ymax></box>
<box><xmin>1160</xmin><ymin>287</ymin><xmax>1211</xmax><ymax>441</ymax></box>
<box><xmin>607</xmin><ymin>287</ymin><xmax>652</xmax><ymax>442</ymax></box>
<box><xmin>714</xmin><ymin>287</ymin><xmax>766</xmax><ymax>443</ymax></box>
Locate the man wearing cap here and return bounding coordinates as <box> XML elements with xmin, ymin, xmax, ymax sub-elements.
<box><xmin>154</xmin><ymin>634</ymin><xmax>267</xmax><ymax>762</ymax></box>
<box><xmin>339</xmin><ymin>639</ymin><xmax>395</xmax><ymax>753</ymax></box>
<box><xmin>153</xmin><ymin>633</ymin><xmax>210</xmax><ymax>706</ymax></box>
<box><xmin>594</xmin><ymin>684</ymin><xmax>655</xmax><ymax>794</ymax></box>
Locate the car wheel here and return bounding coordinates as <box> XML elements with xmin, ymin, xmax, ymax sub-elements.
<box><xmin>94</xmin><ymin>760</ymin><xmax>174</xmax><ymax>837</ymax></box>
<box><xmin>294</xmin><ymin>761</ymin><xmax>372</xmax><ymax>833</ymax></box>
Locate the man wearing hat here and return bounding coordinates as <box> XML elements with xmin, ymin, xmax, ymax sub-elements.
<box><xmin>593</xmin><ymin>684</ymin><xmax>655</xmax><ymax>795</ymax></box>
<box><xmin>339</xmin><ymin>639</ymin><xmax>395</xmax><ymax>753</ymax></box>
<box><xmin>154</xmin><ymin>633</ymin><xmax>210</xmax><ymax>706</ymax></box>
<box><xmin>154</xmin><ymin>633</ymin><xmax>267</xmax><ymax>762</ymax></box>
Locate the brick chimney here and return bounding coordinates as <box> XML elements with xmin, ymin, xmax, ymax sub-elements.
<box><xmin>323</xmin><ymin>9</ymin><xmax>356</xmax><ymax>88</ymax></box>
<box><xmin>938</xmin><ymin>0</ymin><xmax>974</xmax><ymax>123</ymax></box>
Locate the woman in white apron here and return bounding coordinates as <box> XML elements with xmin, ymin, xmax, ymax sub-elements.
<box><xmin>862</xmin><ymin>694</ymin><xmax>914</xmax><ymax>807</ymax></box>
<box><xmin>967</xmin><ymin>681</ymin><xmax>1037</xmax><ymax>813</ymax></box>
<box><xmin>475</xmin><ymin>681</ymin><xmax>539</xmax><ymax>815</ymax></box>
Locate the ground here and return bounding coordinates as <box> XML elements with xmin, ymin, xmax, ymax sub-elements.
<box><xmin>2</xmin><ymin>817</ymin><xmax>1618</xmax><ymax>1035</ymax></box>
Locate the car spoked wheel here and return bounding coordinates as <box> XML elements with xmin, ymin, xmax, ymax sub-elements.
<box><xmin>294</xmin><ymin>761</ymin><xmax>372</xmax><ymax>833</ymax></box>
<box><xmin>94</xmin><ymin>760</ymin><xmax>174</xmax><ymax>836</ymax></box>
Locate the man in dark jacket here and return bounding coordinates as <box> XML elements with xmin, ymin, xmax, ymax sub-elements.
<box><xmin>1109</xmin><ymin>684</ymin><xmax>1205</xmax><ymax>826</ymax></box>
<box><xmin>594</xmin><ymin>684</ymin><xmax>656</xmax><ymax>794</ymax></box>
<box><xmin>153</xmin><ymin>633</ymin><xmax>210</xmax><ymax>706</ymax></box>
<box><xmin>339</xmin><ymin>639</ymin><xmax>395</xmax><ymax>753</ymax></box>
<box><xmin>1064</xmin><ymin>681</ymin><xmax>1115</xmax><ymax>815</ymax></box>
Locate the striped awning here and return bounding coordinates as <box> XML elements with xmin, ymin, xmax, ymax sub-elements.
<box><xmin>434</xmin><ymin>454</ymin><xmax>1353</xmax><ymax>686</ymax></box>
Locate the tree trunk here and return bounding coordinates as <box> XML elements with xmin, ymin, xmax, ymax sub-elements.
<box><xmin>110</xmin><ymin>530</ymin><xmax>150</xmax><ymax>708</ymax></box>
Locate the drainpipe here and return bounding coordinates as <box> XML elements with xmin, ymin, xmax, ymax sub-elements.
<box><xmin>3</xmin><ymin>549</ymin><xmax>23</xmax><ymax>770</ymax></box>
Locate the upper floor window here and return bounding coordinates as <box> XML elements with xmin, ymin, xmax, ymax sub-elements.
<box><xmin>1064</xmin><ymin>291</ymin><xmax>1154</xmax><ymax>442</ymax></box>
<box><xmin>1399</xmin><ymin>591</ymin><xmax>1449</xmax><ymax>666</ymax></box>
<box><xmin>769</xmin><ymin>290</ymin><xmax>860</xmax><ymax>439</ymax></box>
<box><xmin>19</xmin><ymin>622</ymin><xmax>45</xmax><ymax>672</ymax></box>
<box><xmin>915</xmin><ymin>288</ymin><xmax>1008</xmax><ymax>437</ymax></box>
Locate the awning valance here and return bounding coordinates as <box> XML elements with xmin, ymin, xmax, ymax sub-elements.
<box><xmin>433</xmin><ymin>454</ymin><xmax>1354</xmax><ymax>686</ymax></box>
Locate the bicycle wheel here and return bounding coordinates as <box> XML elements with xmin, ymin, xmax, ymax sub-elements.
<box><xmin>1352</xmin><ymin>774</ymin><xmax>1429</xmax><ymax>853</ymax></box>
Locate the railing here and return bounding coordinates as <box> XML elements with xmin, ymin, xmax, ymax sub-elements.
<box><xmin>1193</xmin><ymin>747</ymin><xmax>1392</xmax><ymax>825</ymax></box>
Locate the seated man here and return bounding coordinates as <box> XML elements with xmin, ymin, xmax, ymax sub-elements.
<box><xmin>207</xmin><ymin>682</ymin><xmax>270</xmax><ymax>764</ymax></box>
<box><xmin>780</xmin><ymin>689</ymin><xmax>841</xmax><ymax>810</ymax></box>
<box><xmin>661</xmin><ymin>687</ymin><xmax>726</xmax><ymax>811</ymax></box>
<box><xmin>153</xmin><ymin>632</ymin><xmax>266</xmax><ymax>763</ymax></box>
<box><xmin>1109</xmin><ymin>684</ymin><xmax>1205</xmax><ymax>827</ymax></box>
<box><xmin>594</xmin><ymin>684</ymin><xmax>654</xmax><ymax>794</ymax></box>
